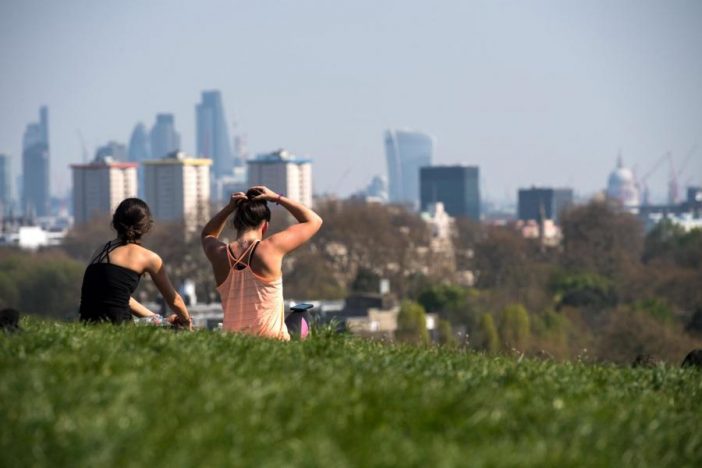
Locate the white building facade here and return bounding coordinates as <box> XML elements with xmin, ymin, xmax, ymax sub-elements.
<box><xmin>71</xmin><ymin>157</ymin><xmax>138</xmax><ymax>225</ymax></box>
<box><xmin>143</xmin><ymin>151</ymin><xmax>212</xmax><ymax>231</ymax></box>
<box><xmin>247</xmin><ymin>149</ymin><xmax>312</xmax><ymax>207</ymax></box>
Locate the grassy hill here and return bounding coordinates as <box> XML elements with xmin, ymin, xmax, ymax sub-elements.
<box><xmin>1</xmin><ymin>319</ymin><xmax>701</xmax><ymax>467</ymax></box>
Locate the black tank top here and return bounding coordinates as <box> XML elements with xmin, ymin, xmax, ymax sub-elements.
<box><xmin>79</xmin><ymin>241</ymin><xmax>141</xmax><ymax>324</ymax></box>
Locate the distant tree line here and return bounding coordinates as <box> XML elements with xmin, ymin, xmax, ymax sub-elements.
<box><xmin>2</xmin><ymin>197</ymin><xmax>700</xmax><ymax>364</ymax></box>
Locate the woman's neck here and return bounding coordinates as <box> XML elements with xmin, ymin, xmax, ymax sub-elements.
<box><xmin>111</xmin><ymin>237</ymin><xmax>139</xmax><ymax>246</ymax></box>
<box><xmin>236</xmin><ymin>231</ymin><xmax>262</xmax><ymax>243</ymax></box>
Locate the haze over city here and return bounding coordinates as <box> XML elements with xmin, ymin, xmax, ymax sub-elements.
<box><xmin>1</xmin><ymin>0</ymin><xmax>701</xmax><ymax>201</ymax></box>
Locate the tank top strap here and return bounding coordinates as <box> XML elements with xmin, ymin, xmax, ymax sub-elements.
<box><xmin>227</xmin><ymin>241</ymin><xmax>258</xmax><ymax>269</ymax></box>
<box><xmin>225</xmin><ymin>244</ymin><xmax>236</xmax><ymax>267</ymax></box>
<box><xmin>246</xmin><ymin>240</ymin><xmax>261</xmax><ymax>265</ymax></box>
<box><xmin>91</xmin><ymin>241</ymin><xmax>113</xmax><ymax>264</ymax></box>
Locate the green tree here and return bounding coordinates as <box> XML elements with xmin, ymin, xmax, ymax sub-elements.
<box><xmin>0</xmin><ymin>271</ymin><xmax>19</xmax><ymax>309</ymax></box>
<box><xmin>395</xmin><ymin>300</ymin><xmax>429</xmax><ymax>345</ymax></box>
<box><xmin>634</xmin><ymin>298</ymin><xmax>673</xmax><ymax>324</ymax></box>
<box><xmin>499</xmin><ymin>304</ymin><xmax>531</xmax><ymax>351</ymax></box>
<box><xmin>0</xmin><ymin>252</ymin><xmax>83</xmax><ymax>320</ymax></box>
<box><xmin>551</xmin><ymin>272</ymin><xmax>617</xmax><ymax>310</ymax></box>
<box><xmin>643</xmin><ymin>220</ymin><xmax>702</xmax><ymax>270</ymax></box>
<box><xmin>417</xmin><ymin>283</ymin><xmax>475</xmax><ymax>326</ymax></box>
<box><xmin>436</xmin><ymin>319</ymin><xmax>457</xmax><ymax>347</ymax></box>
<box><xmin>478</xmin><ymin>313</ymin><xmax>500</xmax><ymax>353</ymax></box>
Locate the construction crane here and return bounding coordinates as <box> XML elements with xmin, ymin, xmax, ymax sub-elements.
<box><xmin>669</xmin><ymin>144</ymin><xmax>698</xmax><ymax>204</ymax></box>
<box><xmin>76</xmin><ymin>130</ymin><xmax>90</xmax><ymax>163</ymax></box>
<box><xmin>637</xmin><ymin>151</ymin><xmax>669</xmax><ymax>206</ymax></box>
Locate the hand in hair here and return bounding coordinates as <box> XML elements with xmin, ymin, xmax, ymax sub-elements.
<box><xmin>249</xmin><ymin>186</ymin><xmax>279</xmax><ymax>202</ymax></box>
<box><xmin>228</xmin><ymin>192</ymin><xmax>248</xmax><ymax>208</ymax></box>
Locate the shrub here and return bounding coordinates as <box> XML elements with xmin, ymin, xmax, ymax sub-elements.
<box><xmin>499</xmin><ymin>304</ymin><xmax>531</xmax><ymax>351</ymax></box>
<box><xmin>0</xmin><ymin>252</ymin><xmax>83</xmax><ymax>320</ymax></box>
<box><xmin>395</xmin><ymin>300</ymin><xmax>429</xmax><ymax>345</ymax></box>
<box><xmin>594</xmin><ymin>306</ymin><xmax>702</xmax><ymax>364</ymax></box>
<box><xmin>551</xmin><ymin>272</ymin><xmax>617</xmax><ymax>310</ymax></box>
<box><xmin>436</xmin><ymin>319</ymin><xmax>457</xmax><ymax>347</ymax></box>
<box><xmin>478</xmin><ymin>313</ymin><xmax>500</xmax><ymax>353</ymax></box>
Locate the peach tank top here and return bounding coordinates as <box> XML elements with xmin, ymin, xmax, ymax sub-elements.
<box><xmin>216</xmin><ymin>240</ymin><xmax>290</xmax><ymax>341</ymax></box>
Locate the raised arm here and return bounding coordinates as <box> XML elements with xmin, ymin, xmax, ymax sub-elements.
<box><xmin>145</xmin><ymin>253</ymin><xmax>192</xmax><ymax>330</ymax></box>
<box><xmin>201</xmin><ymin>192</ymin><xmax>247</xmax><ymax>261</ymax></box>
<box><xmin>251</xmin><ymin>186</ymin><xmax>323</xmax><ymax>255</ymax></box>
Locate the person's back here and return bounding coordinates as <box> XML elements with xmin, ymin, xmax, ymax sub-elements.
<box><xmin>80</xmin><ymin>242</ymin><xmax>142</xmax><ymax>323</ymax></box>
<box><xmin>202</xmin><ymin>186</ymin><xmax>322</xmax><ymax>340</ymax></box>
<box><xmin>78</xmin><ymin>198</ymin><xmax>191</xmax><ymax>327</ymax></box>
<box><xmin>217</xmin><ymin>239</ymin><xmax>288</xmax><ymax>339</ymax></box>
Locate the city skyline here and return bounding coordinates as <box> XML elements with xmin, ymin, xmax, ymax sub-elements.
<box><xmin>196</xmin><ymin>90</ymin><xmax>235</xmax><ymax>179</ymax></box>
<box><xmin>1</xmin><ymin>1</ymin><xmax>701</xmax><ymax>203</ymax></box>
<box><xmin>21</xmin><ymin>106</ymin><xmax>50</xmax><ymax>217</ymax></box>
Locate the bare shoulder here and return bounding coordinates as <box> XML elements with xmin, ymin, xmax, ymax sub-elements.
<box><xmin>202</xmin><ymin>235</ymin><xmax>226</xmax><ymax>259</ymax></box>
<box><xmin>256</xmin><ymin>237</ymin><xmax>284</xmax><ymax>263</ymax></box>
<box><xmin>202</xmin><ymin>236</ymin><xmax>227</xmax><ymax>263</ymax></box>
<box><xmin>257</xmin><ymin>237</ymin><xmax>278</xmax><ymax>253</ymax></box>
<box><xmin>134</xmin><ymin>245</ymin><xmax>162</xmax><ymax>272</ymax></box>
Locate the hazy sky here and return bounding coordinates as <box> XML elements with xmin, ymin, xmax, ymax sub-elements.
<box><xmin>1</xmin><ymin>0</ymin><xmax>701</xmax><ymax>202</ymax></box>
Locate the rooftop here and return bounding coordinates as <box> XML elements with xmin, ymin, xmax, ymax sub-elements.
<box><xmin>143</xmin><ymin>151</ymin><xmax>212</xmax><ymax>166</ymax></box>
<box><xmin>249</xmin><ymin>149</ymin><xmax>312</xmax><ymax>165</ymax></box>
<box><xmin>70</xmin><ymin>155</ymin><xmax>138</xmax><ymax>169</ymax></box>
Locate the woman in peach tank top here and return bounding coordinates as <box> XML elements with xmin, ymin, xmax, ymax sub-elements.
<box><xmin>201</xmin><ymin>186</ymin><xmax>323</xmax><ymax>340</ymax></box>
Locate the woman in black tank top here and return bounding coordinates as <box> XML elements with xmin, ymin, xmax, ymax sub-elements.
<box><xmin>79</xmin><ymin>198</ymin><xmax>191</xmax><ymax>327</ymax></box>
<box><xmin>79</xmin><ymin>240</ymin><xmax>143</xmax><ymax>323</ymax></box>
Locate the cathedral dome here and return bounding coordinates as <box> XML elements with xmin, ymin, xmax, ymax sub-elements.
<box><xmin>606</xmin><ymin>157</ymin><xmax>640</xmax><ymax>208</ymax></box>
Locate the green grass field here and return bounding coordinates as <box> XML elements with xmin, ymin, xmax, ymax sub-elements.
<box><xmin>1</xmin><ymin>319</ymin><xmax>701</xmax><ymax>467</ymax></box>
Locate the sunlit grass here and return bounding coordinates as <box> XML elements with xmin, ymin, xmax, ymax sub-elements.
<box><xmin>1</xmin><ymin>318</ymin><xmax>701</xmax><ymax>467</ymax></box>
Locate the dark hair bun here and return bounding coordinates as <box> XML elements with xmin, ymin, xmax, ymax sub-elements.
<box><xmin>233</xmin><ymin>189</ymin><xmax>271</xmax><ymax>232</ymax></box>
<box><xmin>112</xmin><ymin>198</ymin><xmax>154</xmax><ymax>243</ymax></box>
<box><xmin>246</xmin><ymin>187</ymin><xmax>263</xmax><ymax>200</ymax></box>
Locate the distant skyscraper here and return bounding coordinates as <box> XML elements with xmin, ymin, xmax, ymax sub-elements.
<box><xmin>22</xmin><ymin>106</ymin><xmax>50</xmax><ymax>217</ymax></box>
<box><xmin>196</xmin><ymin>90</ymin><xmax>234</xmax><ymax>179</ymax></box>
<box><xmin>518</xmin><ymin>187</ymin><xmax>573</xmax><ymax>223</ymax></box>
<box><xmin>95</xmin><ymin>141</ymin><xmax>127</xmax><ymax>161</ymax></box>
<box><xmin>420</xmin><ymin>165</ymin><xmax>480</xmax><ymax>220</ymax></box>
<box><xmin>128</xmin><ymin>123</ymin><xmax>151</xmax><ymax>163</ymax></box>
<box><xmin>385</xmin><ymin>129</ymin><xmax>434</xmax><ymax>208</ymax></box>
<box><xmin>70</xmin><ymin>156</ymin><xmax>138</xmax><ymax>225</ymax></box>
<box><xmin>247</xmin><ymin>149</ymin><xmax>312</xmax><ymax>207</ymax></box>
<box><xmin>150</xmin><ymin>114</ymin><xmax>181</xmax><ymax>158</ymax></box>
<box><xmin>0</xmin><ymin>154</ymin><xmax>11</xmax><ymax>214</ymax></box>
<box><xmin>128</xmin><ymin>123</ymin><xmax>151</xmax><ymax>198</ymax></box>
<box><xmin>143</xmin><ymin>151</ymin><xmax>212</xmax><ymax>232</ymax></box>
<box><xmin>233</xmin><ymin>134</ymin><xmax>248</xmax><ymax>167</ymax></box>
